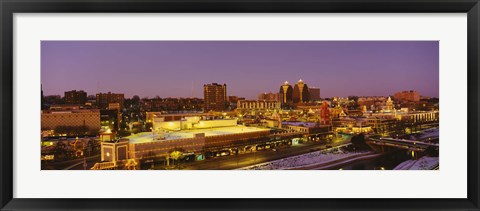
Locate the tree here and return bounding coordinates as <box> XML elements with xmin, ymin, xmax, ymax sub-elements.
<box><xmin>350</xmin><ymin>133</ymin><xmax>370</xmax><ymax>150</ymax></box>
<box><xmin>131</xmin><ymin>95</ymin><xmax>140</xmax><ymax>105</ymax></box>
<box><xmin>170</xmin><ymin>151</ymin><xmax>184</xmax><ymax>166</ymax></box>
<box><xmin>117</xmin><ymin>129</ymin><xmax>131</xmax><ymax>137</ymax></box>
<box><xmin>425</xmin><ymin>146</ymin><xmax>439</xmax><ymax>157</ymax></box>
<box><xmin>145</xmin><ymin>122</ymin><xmax>153</xmax><ymax>132</ymax></box>
<box><xmin>348</xmin><ymin>96</ymin><xmax>359</xmax><ymax>102</ymax></box>
<box><xmin>54</xmin><ymin>142</ymin><xmax>67</xmax><ymax>161</ymax></box>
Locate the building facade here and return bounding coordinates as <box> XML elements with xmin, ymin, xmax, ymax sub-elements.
<box><xmin>41</xmin><ymin>109</ymin><xmax>101</xmax><ymax>135</ymax></box>
<box><xmin>309</xmin><ymin>87</ymin><xmax>321</xmax><ymax>101</ymax></box>
<box><xmin>394</xmin><ymin>90</ymin><xmax>421</xmax><ymax>102</ymax></box>
<box><xmin>279</xmin><ymin>81</ymin><xmax>293</xmax><ymax>104</ymax></box>
<box><xmin>258</xmin><ymin>92</ymin><xmax>280</xmax><ymax>101</ymax></box>
<box><xmin>96</xmin><ymin>92</ymin><xmax>125</xmax><ymax>110</ymax></box>
<box><xmin>100</xmin><ymin>109</ymin><xmax>121</xmax><ymax>132</ymax></box>
<box><xmin>292</xmin><ymin>79</ymin><xmax>310</xmax><ymax>103</ymax></box>
<box><xmin>236</xmin><ymin>100</ymin><xmax>281</xmax><ymax>110</ymax></box>
<box><xmin>64</xmin><ymin>90</ymin><xmax>87</xmax><ymax>105</ymax></box>
<box><xmin>203</xmin><ymin>83</ymin><xmax>227</xmax><ymax>111</ymax></box>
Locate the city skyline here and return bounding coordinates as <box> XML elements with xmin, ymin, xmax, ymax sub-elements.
<box><xmin>42</xmin><ymin>41</ymin><xmax>439</xmax><ymax>99</ymax></box>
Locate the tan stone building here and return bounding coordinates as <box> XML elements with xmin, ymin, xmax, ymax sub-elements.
<box><xmin>41</xmin><ymin>109</ymin><xmax>100</xmax><ymax>132</ymax></box>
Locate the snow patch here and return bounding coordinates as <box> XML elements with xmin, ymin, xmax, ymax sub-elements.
<box><xmin>393</xmin><ymin>156</ymin><xmax>439</xmax><ymax>170</ymax></box>
<box><xmin>239</xmin><ymin>145</ymin><xmax>368</xmax><ymax>170</ymax></box>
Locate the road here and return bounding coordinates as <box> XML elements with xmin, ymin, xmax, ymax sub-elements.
<box><xmin>42</xmin><ymin>155</ymin><xmax>100</xmax><ymax>170</ymax></box>
<box><xmin>161</xmin><ymin>136</ymin><xmax>351</xmax><ymax>170</ymax></box>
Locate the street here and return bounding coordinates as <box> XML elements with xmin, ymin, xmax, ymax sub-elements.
<box><xmin>164</xmin><ymin>136</ymin><xmax>351</xmax><ymax>170</ymax></box>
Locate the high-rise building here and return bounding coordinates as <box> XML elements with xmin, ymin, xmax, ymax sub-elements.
<box><xmin>258</xmin><ymin>92</ymin><xmax>280</xmax><ymax>101</ymax></box>
<box><xmin>203</xmin><ymin>83</ymin><xmax>227</xmax><ymax>111</ymax></box>
<box><xmin>394</xmin><ymin>90</ymin><xmax>420</xmax><ymax>102</ymax></box>
<box><xmin>64</xmin><ymin>90</ymin><xmax>87</xmax><ymax>105</ymax></box>
<box><xmin>292</xmin><ymin>79</ymin><xmax>310</xmax><ymax>103</ymax></box>
<box><xmin>279</xmin><ymin>81</ymin><xmax>293</xmax><ymax>104</ymax></box>
<box><xmin>309</xmin><ymin>87</ymin><xmax>320</xmax><ymax>102</ymax></box>
<box><xmin>96</xmin><ymin>92</ymin><xmax>125</xmax><ymax>110</ymax></box>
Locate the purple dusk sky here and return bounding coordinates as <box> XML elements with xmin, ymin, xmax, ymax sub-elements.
<box><xmin>41</xmin><ymin>41</ymin><xmax>439</xmax><ymax>99</ymax></box>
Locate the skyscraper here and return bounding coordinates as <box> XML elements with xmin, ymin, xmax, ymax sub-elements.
<box><xmin>292</xmin><ymin>79</ymin><xmax>310</xmax><ymax>103</ymax></box>
<box><xmin>203</xmin><ymin>83</ymin><xmax>227</xmax><ymax>111</ymax></box>
<box><xmin>279</xmin><ymin>81</ymin><xmax>293</xmax><ymax>104</ymax></box>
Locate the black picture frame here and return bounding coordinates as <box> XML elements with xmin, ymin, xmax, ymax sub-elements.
<box><xmin>1</xmin><ymin>0</ymin><xmax>479</xmax><ymax>210</ymax></box>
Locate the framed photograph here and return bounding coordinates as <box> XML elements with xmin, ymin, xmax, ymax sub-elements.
<box><xmin>1</xmin><ymin>0</ymin><xmax>479</xmax><ymax>210</ymax></box>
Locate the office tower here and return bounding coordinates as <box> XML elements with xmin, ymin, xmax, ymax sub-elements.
<box><xmin>292</xmin><ymin>79</ymin><xmax>310</xmax><ymax>103</ymax></box>
<box><xmin>279</xmin><ymin>81</ymin><xmax>293</xmax><ymax>104</ymax></box>
<box><xmin>203</xmin><ymin>83</ymin><xmax>227</xmax><ymax>111</ymax></box>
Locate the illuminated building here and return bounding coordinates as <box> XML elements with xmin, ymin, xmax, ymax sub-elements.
<box><xmin>41</xmin><ymin>136</ymin><xmax>100</xmax><ymax>161</ymax></box>
<box><xmin>100</xmin><ymin>109</ymin><xmax>121</xmax><ymax>132</ymax></box>
<box><xmin>309</xmin><ymin>87</ymin><xmax>320</xmax><ymax>101</ymax></box>
<box><xmin>279</xmin><ymin>81</ymin><xmax>293</xmax><ymax>104</ymax></box>
<box><xmin>108</xmin><ymin>103</ymin><xmax>121</xmax><ymax>111</ymax></box>
<box><xmin>265</xmin><ymin>110</ymin><xmax>282</xmax><ymax>128</ymax></box>
<box><xmin>292</xmin><ymin>79</ymin><xmax>310</xmax><ymax>103</ymax></box>
<box><xmin>319</xmin><ymin>102</ymin><xmax>332</xmax><ymax>125</ymax></box>
<box><xmin>49</xmin><ymin>104</ymin><xmax>83</xmax><ymax>110</ymax></box>
<box><xmin>228</xmin><ymin>96</ymin><xmax>245</xmax><ymax>103</ymax></box>
<box><xmin>236</xmin><ymin>100</ymin><xmax>281</xmax><ymax>110</ymax></box>
<box><xmin>64</xmin><ymin>90</ymin><xmax>87</xmax><ymax>105</ymax></box>
<box><xmin>227</xmin><ymin>96</ymin><xmax>245</xmax><ymax>110</ymax></box>
<box><xmin>41</xmin><ymin>109</ymin><xmax>100</xmax><ymax>135</ymax></box>
<box><xmin>393</xmin><ymin>111</ymin><xmax>439</xmax><ymax>122</ymax></box>
<box><xmin>283</xmin><ymin>121</ymin><xmax>333</xmax><ymax>140</ymax></box>
<box><xmin>96</xmin><ymin>92</ymin><xmax>125</xmax><ymax>110</ymax></box>
<box><xmin>366</xmin><ymin>117</ymin><xmax>397</xmax><ymax>134</ymax></box>
<box><xmin>368</xmin><ymin>109</ymin><xmax>438</xmax><ymax>123</ymax></box>
<box><xmin>146</xmin><ymin>112</ymin><xmax>215</xmax><ymax>123</ymax></box>
<box><xmin>152</xmin><ymin>117</ymin><xmax>238</xmax><ymax>131</ymax></box>
<box><xmin>394</xmin><ymin>90</ymin><xmax>421</xmax><ymax>102</ymax></box>
<box><xmin>143</xmin><ymin>97</ymin><xmax>204</xmax><ymax>112</ymax></box>
<box><xmin>203</xmin><ymin>83</ymin><xmax>227</xmax><ymax>111</ymax></box>
<box><xmin>361</xmin><ymin>105</ymin><xmax>368</xmax><ymax>113</ymax></box>
<box><xmin>331</xmin><ymin>104</ymin><xmax>346</xmax><ymax>118</ymax></box>
<box><xmin>258</xmin><ymin>92</ymin><xmax>280</xmax><ymax>101</ymax></box>
<box><xmin>384</xmin><ymin>96</ymin><xmax>394</xmax><ymax>112</ymax></box>
<box><xmin>93</xmin><ymin>119</ymin><xmax>281</xmax><ymax>169</ymax></box>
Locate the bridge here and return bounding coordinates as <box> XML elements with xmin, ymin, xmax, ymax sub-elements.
<box><xmin>366</xmin><ymin>137</ymin><xmax>438</xmax><ymax>153</ymax></box>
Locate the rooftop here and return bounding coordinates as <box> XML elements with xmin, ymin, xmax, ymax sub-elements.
<box><xmin>126</xmin><ymin>125</ymin><xmax>269</xmax><ymax>144</ymax></box>
<box><xmin>283</xmin><ymin>121</ymin><xmax>320</xmax><ymax>128</ymax></box>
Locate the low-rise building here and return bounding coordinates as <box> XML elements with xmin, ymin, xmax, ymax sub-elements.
<box><xmin>236</xmin><ymin>100</ymin><xmax>281</xmax><ymax>110</ymax></box>
<box><xmin>41</xmin><ymin>109</ymin><xmax>100</xmax><ymax>136</ymax></box>
<box><xmin>258</xmin><ymin>92</ymin><xmax>280</xmax><ymax>101</ymax></box>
